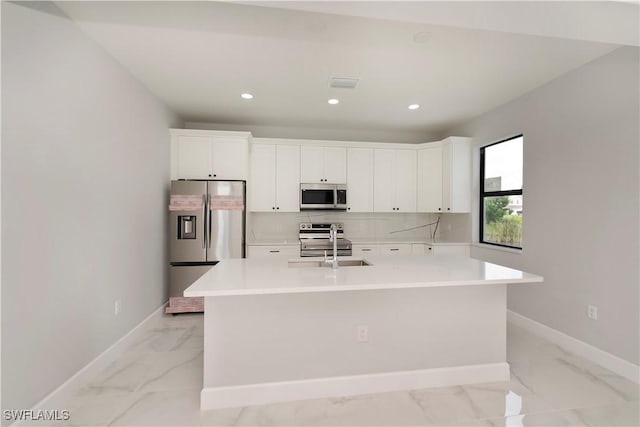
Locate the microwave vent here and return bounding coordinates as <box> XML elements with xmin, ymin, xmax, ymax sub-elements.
<box><xmin>329</xmin><ymin>77</ymin><xmax>359</xmax><ymax>89</ymax></box>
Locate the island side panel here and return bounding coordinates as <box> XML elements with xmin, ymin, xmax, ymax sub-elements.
<box><xmin>203</xmin><ymin>284</ymin><xmax>506</xmax><ymax>388</ymax></box>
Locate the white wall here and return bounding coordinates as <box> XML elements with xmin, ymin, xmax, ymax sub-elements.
<box><xmin>447</xmin><ymin>47</ymin><xmax>639</xmax><ymax>365</ymax></box>
<box><xmin>1</xmin><ymin>1</ymin><xmax>181</xmax><ymax>413</ymax></box>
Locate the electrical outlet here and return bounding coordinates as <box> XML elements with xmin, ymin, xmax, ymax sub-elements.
<box><xmin>587</xmin><ymin>305</ymin><xmax>598</xmax><ymax>320</ymax></box>
<box><xmin>114</xmin><ymin>300</ymin><xmax>122</xmax><ymax>316</ymax></box>
<box><xmin>357</xmin><ymin>325</ymin><xmax>369</xmax><ymax>343</ymax></box>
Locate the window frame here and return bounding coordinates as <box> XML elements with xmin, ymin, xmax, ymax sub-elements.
<box><xmin>479</xmin><ymin>134</ymin><xmax>523</xmax><ymax>250</ymax></box>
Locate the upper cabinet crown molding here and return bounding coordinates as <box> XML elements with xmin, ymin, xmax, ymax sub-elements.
<box><xmin>251</xmin><ymin>137</ymin><xmax>423</xmax><ymax>151</ymax></box>
<box><xmin>170</xmin><ymin>128</ymin><xmax>252</xmax><ymax>138</ymax></box>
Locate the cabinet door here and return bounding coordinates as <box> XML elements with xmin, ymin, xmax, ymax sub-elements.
<box><xmin>373</xmin><ymin>149</ymin><xmax>395</xmax><ymax>212</ymax></box>
<box><xmin>352</xmin><ymin>245</ymin><xmax>381</xmax><ymax>257</ymax></box>
<box><xmin>300</xmin><ymin>146</ymin><xmax>324</xmax><ymax>183</ymax></box>
<box><xmin>247</xmin><ymin>245</ymin><xmax>300</xmax><ymax>259</ymax></box>
<box><xmin>417</xmin><ymin>145</ymin><xmax>443</xmax><ymax>212</ymax></box>
<box><xmin>431</xmin><ymin>244</ymin><xmax>470</xmax><ymax>256</ymax></box>
<box><xmin>346</xmin><ymin>148</ymin><xmax>374</xmax><ymax>212</ymax></box>
<box><xmin>212</xmin><ymin>136</ymin><xmax>248</xmax><ymax>180</ymax></box>
<box><xmin>394</xmin><ymin>150</ymin><xmax>417</xmax><ymax>212</ymax></box>
<box><xmin>275</xmin><ymin>145</ymin><xmax>300</xmax><ymax>212</ymax></box>
<box><xmin>175</xmin><ymin>135</ymin><xmax>213</xmax><ymax>179</ymax></box>
<box><xmin>446</xmin><ymin>138</ymin><xmax>471</xmax><ymax>213</ymax></box>
<box><xmin>379</xmin><ymin>244</ymin><xmax>411</xmax><ymax>255</ymax></box>
<box><xmin>411</xmin><ymin>243</ymin><xmax>425</xmax><ymax>254</ymax></box>
<box><xmin>249</xmin><ymin>145</ymin><xmax>276</xmax><ymax>212</ymax></box>
<box><xmin>323</xmin><ymin>147</ymin><xmax>347</xmax><ymax>183</ymax></box>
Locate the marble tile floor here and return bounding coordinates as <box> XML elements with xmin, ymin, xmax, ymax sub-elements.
<box><xmin>41</xmin><ymin>313</ymin><xmax>638</xmax><ymax>427</ymax></box>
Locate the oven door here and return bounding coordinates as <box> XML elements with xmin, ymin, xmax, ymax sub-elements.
<box><xmin>300</xmin><ymin>184</ymin><xmax>336</xmax><ymax>210</ymax></box>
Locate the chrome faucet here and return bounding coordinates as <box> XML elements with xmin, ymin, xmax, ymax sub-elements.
<box><xmin>324</xmin><ymin>224</ymin><xmax>339</xmax><ymax>269</ymax></box>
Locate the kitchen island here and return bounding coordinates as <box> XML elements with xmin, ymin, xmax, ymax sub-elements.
<box><xmin>184</xmin><ymin>254</ymin><xmax>543</xmax><ymax>410</ymax></box>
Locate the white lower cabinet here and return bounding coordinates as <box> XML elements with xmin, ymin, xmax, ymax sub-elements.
<box><xmin>411</xmin><ymin>243</ymin><xmax>426</xmax><ymax>254</ymax></box>
<box><xmin>426</xmin><ymin>244</ymin><xmax>470</xmax><ymax>256</ymax></box>
<box><xmin>352</xmin><ymin>245</ymin><xmax>381</xmax><ymax>257</ymax></box>
<box><xmin>247</xmin><ymin>245</ymin><xmax>300</xmax><ymax>259</ymax></box>
<box><xmin>379</xmin><ymin>244</ymin><xmax>411</xmax><ymax>255</ymax></box>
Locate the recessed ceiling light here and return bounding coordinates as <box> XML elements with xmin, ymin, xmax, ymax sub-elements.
<box><xmin>328</xmin><ymin>99</ymin><xmax>340</xmax><ymax>105</ymax></box>
<box><xmin>241</xmin><ymin>93</ymin><xmax>253</xmax><ymax>100</ymax></box>
<box><xmin>408</xmin><ymin>104</ymin><xmax>420</xmax><ymax>110</ymax></box>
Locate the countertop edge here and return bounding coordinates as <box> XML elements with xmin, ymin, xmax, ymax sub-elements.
<box><xmin>184</xmin><ymin>275</ymin><xmax>544</xmax><ymax>297</ymax></box>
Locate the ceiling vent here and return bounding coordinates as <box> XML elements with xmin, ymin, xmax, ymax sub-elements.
<box><xmin>329</xmin><ymin>77</ymin><xmax>359</xmax><ymax>89</ymax></box>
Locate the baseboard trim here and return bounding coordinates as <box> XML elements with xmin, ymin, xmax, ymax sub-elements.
<box><xmin>24</xmin><ymin>301</ymin><xmax>169</xmax><ymax>419</ymax></box>
<box><xmin>507</xmin><ymin>310</ymin><xmax>639</xmax><ymax>384</ymax></box>
<box><xmin>201</xmin><ymin>362</ymin><xmax>509</xmax><ymax>410</ymax></box>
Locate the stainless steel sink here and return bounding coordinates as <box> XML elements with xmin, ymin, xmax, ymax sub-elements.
<box><xmin>288</xmin><ymin>259</ymin><xmax>371</xmax><ymax>268</ymax></box>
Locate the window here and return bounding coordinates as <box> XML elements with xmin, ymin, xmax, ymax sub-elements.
<box><xmin>480</xmin><ymin>135</ymin><xmax>523</xmax><ymax>249</ymax></box>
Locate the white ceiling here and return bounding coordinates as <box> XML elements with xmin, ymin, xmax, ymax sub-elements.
<box><xmin>54</xmin><ymin>1</ymin><xmax>633</xmax><ymax>137</ymax></box>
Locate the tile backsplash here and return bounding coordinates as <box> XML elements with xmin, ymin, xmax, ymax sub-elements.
<box><xmin>248</xmin><ymin>212</ymin><xmax>470</xmax><ymax>243</ymax></box>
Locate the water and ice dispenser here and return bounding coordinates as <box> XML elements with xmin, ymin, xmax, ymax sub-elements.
<box><xmin>178</xmin><ymin>216</ymin><xmax>196</xmax><ymax>239</ymax></box>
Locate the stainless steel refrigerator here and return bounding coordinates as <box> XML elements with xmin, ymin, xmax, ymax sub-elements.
<box><xmin>167</xmin><ymin>180</ymin><xmax>245</xmax><ymax>313</ymax></box>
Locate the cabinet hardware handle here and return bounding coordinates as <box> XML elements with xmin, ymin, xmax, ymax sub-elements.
<box><xmin>269</xmin><ymin>250</ymin><xmax>280</xmax><ymax>253</ymax></box>
<box><xmin>347</xmin><ymin>207</ymin><xmax>350</xmax><ymax>210</ymax></box>
<box><xmin>390</xmin><ymin>248</ymin><xmax>399</xmax><ymax>251</ymax></box>
<box><xmin>276</xmin><ymin>207</ymin><xmax>280</xmax><ymax>210</ymax></box>
<box><xmin>447</xmin><ymin>208</ymin><xmax>450</xmax><ymax>211</ymax></box>
<box><xmin>208</xmin><ymin>174</ymin><xmax>212</xmax><ymax>177</ymax></box>
<box><xmin>362</xmin><ymin>249</ymin><xmax>371</xmax><ymax>252</ymax></box>
<box><xmin>438</xmin><ymin>208</ymin><xmax>441</xmax><ymax>211</ymax></box>
<box><xmin>272</xmin><ymin>207</ymin><xmax>275</xmax><ymax>210</ymax></box>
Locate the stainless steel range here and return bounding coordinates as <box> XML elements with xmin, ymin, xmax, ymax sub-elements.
<box><xmin>299</xmin><ymin>223</ymin><xmax>352</xmax><ymax>257</ymax></box>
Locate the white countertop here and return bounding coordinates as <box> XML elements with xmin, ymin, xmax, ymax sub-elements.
<box><xmin>246</xmin><ymin>239</ymin><xmax>300</xmax><ymax>246</ymax></box>
<box><xmin>350</xmin><ymin>239</ymin><xmax>469</xmax><ymax>245</ymax></box>
<box><xmin>184</xmin><ymin>254</ymin><xmax>543</xmax><ymax>297</ymax></box>
<box><xmin>247</xmin><ymin>238</ymin><xmax>470</xmax><ymax>246</ymax></box>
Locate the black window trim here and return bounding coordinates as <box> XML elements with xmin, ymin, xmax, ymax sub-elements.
<box><xmin>479</xmin><ymin>134</ymin><xmax>523</xmax><ymax>250</ymax></box>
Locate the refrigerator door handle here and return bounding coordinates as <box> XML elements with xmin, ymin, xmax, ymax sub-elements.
<box><xmin>207</xmin><ymin>194</ymin><xmax>212</xmax><ymax>248</ymax></box>
<box><xmin>202</xmin><ymin>194</ymin><xmax>207</xmax><ymax>249</ymax></box>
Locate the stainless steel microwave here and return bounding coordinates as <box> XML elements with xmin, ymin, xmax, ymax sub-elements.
<box><xmin>300</xmin><ymin>183</ymin><xmax>347</xmax><ymax>210</ymax></box>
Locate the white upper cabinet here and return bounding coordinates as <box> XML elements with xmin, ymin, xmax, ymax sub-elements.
<box><xmin>249</xmin><ymin>144</ymin><xmax>277</xmax><ymax>212</ymax></box>
<box><xmin>442</xmin><ymin>137</ymin><xmax>471</xmax><ymax>213</ymax></box>
<box><xmin>275</xmin><ymin>145</ymin><xmax>301</xmax><ymax>212</ymax></box>
<box><xmin>373</xmin><ymin>149</ymin><xmax>417</xmax><ymax>212</ymax></box>
<box><xmin>174</xmin><ymin>135</ymin><xmax>212</xmax><ymax>179</ymax></box>
<box><xmin>300</xmin><ymin>146</ymin><xmax>347</xmax><ymax>183</ymax></box>
<box><xmin>171</xmin><ymin>129</ymin><xmax>250</xmax><ymax>180</ymax></box>
<box><xmin>373</xmin><ymin>149</ymin><xmax>395</xmax><ymax>212</ymax></box>
<box><xmin>346</xmin><ymin>148</ymin><xmax>374</xmax><ymax>212</ymax></box>
<box><xmin>249</xmin><ymin>144</ymin><xmax>300</xmax><ymax>212</ymax></box>
<box><xmin>394</xmin><ymin>150</ymin><xmax>417</xmax><ymax>212</ymax></box>
<box><xmin>417</xmin><ymin>144</ymin><xmax>443</xmax><ymax>212</ymax></box>
<box><xmin>417</xmin><ymin>138</ymin><xmax>471</xmax><ymax>213</ymax></box>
